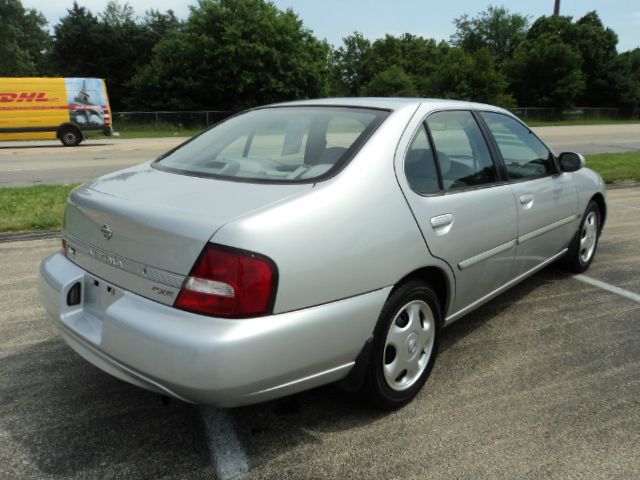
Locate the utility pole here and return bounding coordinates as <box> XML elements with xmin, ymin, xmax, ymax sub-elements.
<box><xmin>554</xmin><ymin>0</ymin><xmax>561</xmax><ymax>16</ymax></box>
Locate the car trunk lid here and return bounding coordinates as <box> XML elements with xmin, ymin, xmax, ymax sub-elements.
<box><xmin>63</xmin><ymin>164</ymin><xmax>311</xmax><ymax>304</ymax></box>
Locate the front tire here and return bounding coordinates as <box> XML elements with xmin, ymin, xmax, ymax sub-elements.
<box><xmin>362</xmin><ymin>280</ymin><xmax>441</xmax><ymax>410</ymax></box>
<box><xmin>562</xmin><ymin>200</ymin><xmax>600</xmax><ymax>273</ymax></box>
<box><xmin>59</xmin><ymin>126</ymin><xmax>83</xmax><ymax>147</ymax></box>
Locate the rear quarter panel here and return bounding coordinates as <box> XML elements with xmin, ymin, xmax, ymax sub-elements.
<box><xmin>212</xmin><ymin>104</ymin><xmax>456</xmax><ymax>314</ymax></box>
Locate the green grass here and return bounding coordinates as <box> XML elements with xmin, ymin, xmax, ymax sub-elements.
<box><xmin>114</xmin><ymin>128</ymin><xmax>203</xmax><ymax>139</ymax></box>
<box><xmin>0</xmin><ymin>152</ymin><xmax>638</xmax><ymax>233</ymax></box>
<box><xmin>85</xmin><ymin>128</ymin><xmax>202</xmax><ymax>140</ymax></box>
<box><xmin>587</xmin><ymin>151</ymin><xmax>640</xmax><ymax>184</ymax></box>
<box><xmin>0</xmin><ymin>184</ymin><xmax>79</xmax><ymax>233</ymax></box>
<box><xmin>528</xmin><ymin>118</ymin><xmax>640</xmax><ymax>127</ymax></box>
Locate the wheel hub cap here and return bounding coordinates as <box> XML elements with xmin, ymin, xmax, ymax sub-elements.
<box><xmin>383</xmin><ymin>300</ymin><xmax>435</xmax><ymax>392</ymax></box>
<box><xmin>579</xmin><ymin>211</ymin><xmax>598</xmax><ymax>264</ymax></box>
<box><xmin>407</xmin><ymin>333</ymin><xmax>418</xmax><ymax>355</ymax></box>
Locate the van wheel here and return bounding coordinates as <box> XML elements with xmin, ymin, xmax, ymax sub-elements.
<box><xmin>362</xmin><ymin>280</ymin><xmax>441</xmax><ymax>410</ymax></box>
<box><xmin>59</xmin><ymin>126</ymin><xmax>83</xmax><ymax>147</ymax></box>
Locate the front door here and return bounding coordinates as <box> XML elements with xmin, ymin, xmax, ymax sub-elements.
<box><xmin>479</xmin><ymin>112</ymin><xmax>578</xmax><ymax>275</ymax></box>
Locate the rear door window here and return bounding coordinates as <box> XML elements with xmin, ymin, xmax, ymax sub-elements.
<box><xmin>426</xmin><ymin>111</ymin><xmax>497</xmax><ymax>191</ymax></box>
<box><xmin>404</xmin><ymin>125</ymin><xmax>440</xmax><ymax>195</ymax></box>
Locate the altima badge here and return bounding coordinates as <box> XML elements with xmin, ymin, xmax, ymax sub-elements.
<box><xmin>101</xmin><ymin>224</ymin><xmax>113</xmax><ymax>239</ymax></box>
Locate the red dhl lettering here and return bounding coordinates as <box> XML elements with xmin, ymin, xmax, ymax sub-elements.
<box><xmin>0</xmin><ymin>92</ymin><xmax>59</xmax><ymax>103</ymax></box>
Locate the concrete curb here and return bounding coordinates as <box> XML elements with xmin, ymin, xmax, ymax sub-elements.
<box><xmin>606</xmin><ymin>182</ymin><xmax>640</xmax><ymax>190</ymax></box>
<box><xmin>0</xmin><ymin>230</ymin><xmax>60</xmax><ymax>244</ymax></box>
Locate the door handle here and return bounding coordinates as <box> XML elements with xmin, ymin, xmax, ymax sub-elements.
<box><xmin>519</xmin><ymin>194</ymin><xmax>534</xmax><ymax>206</ymax></box>
<box><xmin>431</xmin><ymin>214</ymin><xmax>454</xmax><ymax>233</ymax></box>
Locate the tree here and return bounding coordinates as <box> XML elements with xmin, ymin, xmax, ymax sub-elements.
<box><xmin>526</xmin><ymin>14</ymin><xmax>576</xmax><ymax>42</ymax></box>
<box><xmin>574</xmin><ymin>11</ymin><xmax>622</xmax><ymax>106</ymax></box>
<box><xmin>138</xmin><ymin>9</ymin><xmax>182</xmax><ymax>51</ymax></box>
<box><xmin>329</xmin><ymin>32</ymin><xmax>513</xmax><ymax>105</ymax></box>
<box><xmin>50</xmin><ymin>2</ymin><xmax>104</xmax><ymax>77</ymax></box>
<box><xmin>421</xmin><ymin>44</ymin><xmax>513</xmax><ymax>106</ymax></box>
<box><xmin>363</xmin><ymin>65</ymin><xmax>417</xmax><ymax>97</ymax></box>
<box><xmin>130</xmin><ymin>0</ymin><xmax>330</xmax><ymax>110</ymax></box>
<box><xmin>527</xmin><ymin>12</ymin><xmax>632</xmax><ymax>107</ymax></box>
<box><xmin>0</xmin><ymin>0</ymin><xmax>50</xmax><ymax>75</ymax></box>
<box><xmin>365</xmin><ymin>33</ymin><xmax>439</xmax><ymax>86</ymax></box>
<box><xmin>330</xmin><ymin>32</ymin><xmax>371</xmax><ymax>96</ymax></box>
<box><xmin>612</xmin><ymin>50</ymin><xmax>640</xmax><ymax>108</ymax></box>
<box><xmin>506</xmin><ymin>33</ymin><xmax>585</xmax><ymax>108</ymax></box>
<box><xmin>96</xmin><ymin>1</ymin><xmax>150</xmax><ymax>109</ymax></box>
<box><xmin>50</xmin><ymin>1</ymin><xmax>181</xmax><ymax>109</ymax></box>
<box><xmin>451</xmin><ymin>5</ymin><xmax>529</xmax><ymax>64</ymax></box>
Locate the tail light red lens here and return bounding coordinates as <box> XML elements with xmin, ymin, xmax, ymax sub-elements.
<box><xmin>174</xmin><ymin>244</ymin><xmax>277</xmax><ymax>318</ymax></box>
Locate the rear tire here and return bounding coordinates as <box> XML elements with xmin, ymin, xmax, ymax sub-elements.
<box><xmin>561</xmin><ymin>200</ymin><xmax>600</xmax><ymax>273</ymax></box>
<box><xmin>59</xmin><ymin>126</ymin><xmax>83</xmax><ymax>147</ymax></box>
<box><xmin>362</xmin><ymin>280</ymin><xmax>441</xmax><ymax>410</ymax></box>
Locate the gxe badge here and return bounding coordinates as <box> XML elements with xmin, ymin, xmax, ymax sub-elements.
<box><xmin>101</xmin><ymin>224</ymin><xmax>113</xmax><ymax>239</ymax></box>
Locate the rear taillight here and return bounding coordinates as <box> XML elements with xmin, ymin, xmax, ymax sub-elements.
<box><xmin>174</xmin><ymin>244</ymin><xmax>277</xmax><ymax>318</ymax></box>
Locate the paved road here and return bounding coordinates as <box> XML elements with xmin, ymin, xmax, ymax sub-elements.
<box><xmin>1</xmin><ymin>188</ymin><xmax>638</xmax><ymax>480</ymax></box>
<box><xmin>538</xmin><ymin>124</ymin><xmax>640</xmax><ymax>155</ymax></box>
<box><xmin>1</xmin><ymin>124</ymin><xmax>639</xmax><ymax>187</ymax></box>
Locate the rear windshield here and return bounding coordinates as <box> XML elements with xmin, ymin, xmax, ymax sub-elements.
<box><xmin>153</xmin><ymin>106</ymin><xmax>388</xmax><ymax>182</ymax></box>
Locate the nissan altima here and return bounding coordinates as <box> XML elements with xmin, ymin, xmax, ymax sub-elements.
<box><xmin>39</xmin><ymin>98</ymin><xmax>606</xmax><ymax>409</ymax></box>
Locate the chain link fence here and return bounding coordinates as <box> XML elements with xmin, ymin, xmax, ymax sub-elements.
<box><xmin>111</xmin><ymin>110</ymin><xmax>235</xmax><ymax>132</ymax></box>
<box><xmin>511</xmin><ymin>107</ymin><xmax>640</xmax><ymax>122</ymax></box>
<box><xmin>111</xmin><ymin>107</ymin><xmax>640</xmax><ymax>132</ymax></box>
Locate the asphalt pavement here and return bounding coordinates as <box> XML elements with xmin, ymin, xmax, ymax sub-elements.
<box><xmin>1</xmin><ymin>123</ymin><xmax>640</xmax><ymax>187</ymax></box>
<box><xmin>0</xmin><ymin>188</ymin><xmax>638</xmax><ymax>480</ymax></box>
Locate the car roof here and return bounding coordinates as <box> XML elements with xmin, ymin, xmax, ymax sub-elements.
<box><xmin>269</xmin><ymin>97</ymin><xmax>511</xmax><ymax>115</ymax></box>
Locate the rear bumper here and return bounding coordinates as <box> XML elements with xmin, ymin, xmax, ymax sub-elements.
<box><xmin>39</xmin><ymin>253</ymin><xmax>388</xmax><ymax>407</ymax></box>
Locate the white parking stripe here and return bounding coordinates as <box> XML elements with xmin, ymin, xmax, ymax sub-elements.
<box><xmin>200</xmin><ymin>406</ymin><xmax>249</xmax><ymax>479</ymax></box>
<box><xmin>573</xmin><ymin>274</ymin><xmax>640</xmax><ymax>304</ymax></box>
<box><xmin>610</xmin><ymin>203</ymin><xmax>640</xmax><ymax>211</ymax></box>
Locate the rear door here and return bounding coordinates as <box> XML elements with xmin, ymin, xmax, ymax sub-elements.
<box><xmin>479</xmin><ymin>112</ymin><xmax>578</xmax><ymax>275</ymax></box>
<box><xmin>400</xmin><ymin>110</ymin><xmax>518</xmax><ymax>315</ymax></box>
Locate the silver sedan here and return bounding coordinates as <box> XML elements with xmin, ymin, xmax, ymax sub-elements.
<box><xmin>39</xmin><ymin>98</ymin><xmax>606</xmax><ymax>409</ymax></box>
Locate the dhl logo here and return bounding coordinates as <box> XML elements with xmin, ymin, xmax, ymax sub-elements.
<box><xmin>0</xmin><ymin>92</ymin><xmax>59</xmax><ymax>103</ymax></box>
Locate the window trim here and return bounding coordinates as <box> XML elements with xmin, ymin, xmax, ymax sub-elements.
<box><xmin>423</xmin><ymin>109</ymin><xmax>506</xmax><ymax>196</ymax></box>
<box><xmin>476</xmin><ymin>110</ymin><xmax>560</xmax><ymax>184</ymax></box>
<box><xmin>402</xmin><ymin>122</ymin><xmax>444</xmax><ymax>196</ymax></box>
<box><xmin>403</xmin><ymin>108</ymin><xmax>515</xmax><ymax>198</ymax></box>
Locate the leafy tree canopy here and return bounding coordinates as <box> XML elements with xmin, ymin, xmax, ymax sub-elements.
<box><xmin>1</xmin><ymin>0</ymin><xmax>639</xmax><ymax>111</ymax></box>
<box><xmin>130</xmin><ymin>0</ymin><xmax>330</xmax><ymax>110</ymax></box>
<box><xmin>451</xmin><ymin>5</ymin><xmax>529</xmax><ymax>64</ymax></box>
<box><xmin>363</xmin><ymin>65</ymin><xmax>417</xmax><ymax>97</ymax></box>
<box><xmin>506</xmin><ymin>33</ymin><xmax>585</xmax><ymax>109</ymax></box>
<box><xmin>0</xmin><ymin>0</ymin><xmax>50</xmax><ymax>75</ymax></box>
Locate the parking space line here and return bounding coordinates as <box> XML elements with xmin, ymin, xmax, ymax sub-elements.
<box><xmin>573</xmin><ymin>274</ymin><xmax>640</xmax><ymax>304</ymax></box>
<box><xmin>200</xmin><ymin>406</ymin><xmax>250</xmax><ymax>479</ymax></box>
<box><xmin>610</xmin><ymin>203</ymin><xmax>640</xmax><ymax>211</ymax></box>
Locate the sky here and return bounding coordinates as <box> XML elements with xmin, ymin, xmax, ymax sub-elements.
<box><xmin>22</xmin><ymin>0</ymin><xmax>640</xmax><ymax>52</ymax></box>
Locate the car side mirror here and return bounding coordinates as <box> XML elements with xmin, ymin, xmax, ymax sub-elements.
<box><xmin>558</xmin><ymin>152</ymin><xmax>585</xmax><ymax>172</ymax></box>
